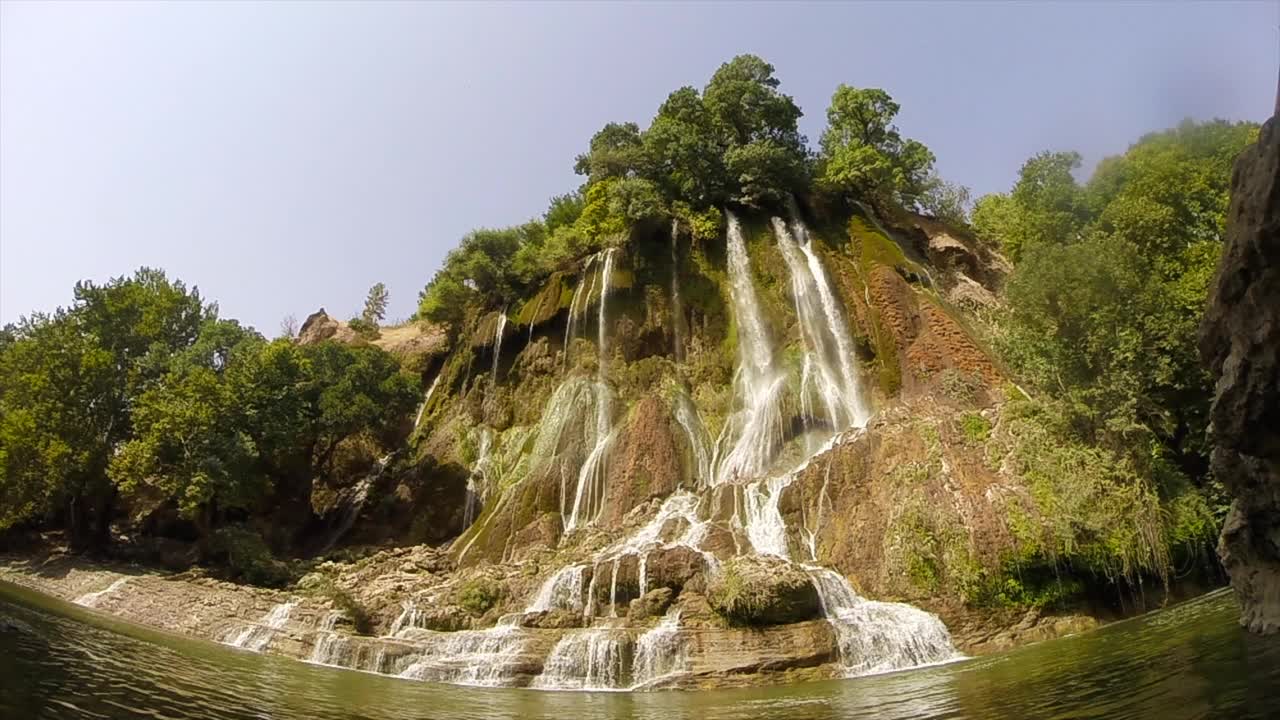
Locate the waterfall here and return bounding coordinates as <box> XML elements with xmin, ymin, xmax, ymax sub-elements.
<box><xmin>527</xmin><ymin>564</ymin><xmax>587</xmax><ymax>614</ymax></box>
<box><xmin>563</xmin><ymin>254</ymin><xmax>599</xmax><ymax>370</ymax></box>
<box><xmin>807</xmin><ymin>567</ymin><xmax>959</xmax><ymax>677</ymax></box>
<box><xmin>741</xmin><ymin>475</ymin><xmax>792</xmax><ymax>558</ymax></box>
<box><xmin>713</xmin><ymin>212</ymin><xmax>787</xmax><ymax>486</ymax></box>
<box><xmin>673</xmin><ymin>391</ymin><xmax>712</xmax><ymax>487</ymax></box>
<box><xmin>772</xmin><ymin>215</ymin><xmax>869</xmax><ymax>433</ymax></box>
<box><xmin>388</xmin><ymin>600</ymin><xmax>422</xmax><ymax>636</ymax></box>
<box><xmin>491</xmin><ymin>309</ymin><xmax>508</xmax><ymax>386</ymax></box>
<box><xmin>412</xmin><ymin>373</ymin><xmax>442</xmax><ymax>432</ymax></box>
<box><xmin>307</xmin><ymin>612</ymin><xmax>350</xmax><ymax>666</ymax></box>
<box><xmin>631</xmin><ymin>611</ymin><xmax>687</xmax><ymax>688</ymax></box>
<box><xmin>72</xmin><ymin>578</ymin><xmax>128</xmax><ymax>608</ymax></box>
<box><xmin>565</xmin><ymin>248</ymin><xmax>617</xmax><ymax>533</ymax></box>
<box><xmin>321</xmin><ymin>454</ymin><xmax>390</xmax><ymax>553</ymax></box>
<box><xmin>463</xmin><ymin>429</ymin><xmax>494</xmax><ymax>529</ymax></box>
<box><xmin>670</xmin><ymin>219</ymin><xmax>685</xmax><ymax>362</ymax></box>
<box><xmin>397</xmin><ymin>623</ymin><xmax>528</xmax><ymax>687</ymax></box>
<box><xmin>532</xmin><ymin>628</ymin><xmax>632</xmax><ymax>690</ymax></box>
<box><xmin>224</xmin><ymin>601</ymin><xmax>297</xmax><ymax>652</ymax></box>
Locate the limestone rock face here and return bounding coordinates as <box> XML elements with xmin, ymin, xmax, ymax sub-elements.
<box><xmin>627</xmin><ymin>587</ymin><xmax>675</xmax><ymax>621</ymax></box>
<box><xmin>297</xmin><ymin>309</ymin><xmax>358</xmax><ymax>345</ymax></box>
<box><xmin>1199</xmin><ymin>117</ymin><xmax>1280</xmax><ymax>635</ymax></box>
<box><xmin>706</xmin><ymin>555</ymin><xmax>821</xmax><ymax>626</ymax></box>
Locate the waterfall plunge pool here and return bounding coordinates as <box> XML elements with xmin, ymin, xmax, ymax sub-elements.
<box><xmin>2</xmin><ymin>581</ymin><xmax>1277</xmax><ymax>719</ymax></box>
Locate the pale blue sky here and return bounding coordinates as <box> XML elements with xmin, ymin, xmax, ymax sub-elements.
<box><xmin>2</xmin><ymin>1</ymin><xmax>1276</xmax><ymax>332</ymax></box>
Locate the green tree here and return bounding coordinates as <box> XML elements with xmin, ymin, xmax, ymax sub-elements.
<box><xmin>0</xmin><ymin>311</ymin><xmax>114</xmax><ymax>539</ymax></box>
<box><xmin>817</xmin><ymin>85</ymin><xmax>935</xmax><ymax>207</ymax></box>
<box><xmin>544</xmin><ymin>192</ymin><xmax>585</xmax><ymax>234</ymax></box>
<box><xmin>643</xmin><ymin>87</ymin><xmax>728</xmax><ymax>206</ymax></box>
<box><xmin>109</xmin><ymin>320</ymin><xmax>267</xmax><ymax>553</ymax></box>
<box><xmin>997</xmin><ymin>119</ymin><xmax>1258</xmax><ymax>489</ymax></box>
<box><xmin>917</xmin><ymin>173</ymin><xmax>972</xmax><ymax>225</ymax></box>
<box><xmin>702</xmin><ymin>55</ymin><xmax>809</xmax><ymax>206</ymax></box>
<box><xmin>573</xmin><ymin>122</ymin><xmax>647</xmax><ymax>184</ymax></box>
<box><xmin>0</xmin><ymin>269</ymin><xmax>211</xmax><ymax>546</ymax></box>
<box><xmin>362</xmin><ymin>283</ymin><xmax>389</xmax><ymax>324</ymax></box>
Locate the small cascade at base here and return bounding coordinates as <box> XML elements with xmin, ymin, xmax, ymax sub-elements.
<box><xmin>225</xmin><ymin>601</ymin><xmax>297</xmax><ymax>652</ymax></box>
<box><xmin>73</xmin><ymin>578</ymin><xmax>128</xmax><ymax>608</ymax></box>
<box><xmin>527</xmin><ymin>564</ymin><xmax>587</xmax><ymax>614</ymax></box>
<box><xmin>395</xmin><ymin>620</ymin><xmax>528</xmax><ymax>687</ymax></box>
<box><xmin>532</xmin><ymin>627</ymin><xmax>632</xmax><ymax>691</ymax></box>
<box><xmin>631</xmin><ymin>611</ymin><xmax>687</xmax><ymax>688</ymax></box>
<box><xmin>807</xmin><ymin>567</ymin><xmax>959</xmax><ymax>677</ymax></box>
<box><xmin>307</xmin><ymin>612</ymin><xmax>351</xmax><ymax>666</ymax></box>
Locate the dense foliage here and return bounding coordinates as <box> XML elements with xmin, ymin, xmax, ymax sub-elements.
<box><xmin>983</xmin><ymin>119</ymin><xmax>1258</xmax><ymax>541</ymax></box>
<box><xmin>0</xmin><ymin>269</ymin><xmax>418</xmax><ymax>554</ymax></box>
<box><xmin>417</xmin><ymin>54</ymin><xmax>947</xmax><ymax>330</ymax></box>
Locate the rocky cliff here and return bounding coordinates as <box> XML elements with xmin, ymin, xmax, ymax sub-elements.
<box><xmin>5</xmin><ymin>200</ymin><xmax>1183</xmax><ymax>689</ymax></box>
<box><xmin>1200</xmin><ymin>117</ymin><xmax>1280</xmax><ymax>635</ymax></box>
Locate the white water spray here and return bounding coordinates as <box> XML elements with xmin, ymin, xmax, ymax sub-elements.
<box><xmin>713</xmin><ymin>212</ymin><xmax>787</xmax><ymax>486</ymax></box>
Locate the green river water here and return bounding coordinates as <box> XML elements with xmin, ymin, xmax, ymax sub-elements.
<box><xmin>1</xmin><ymin>581</ymin><xmax>1277</xmax><ymax>719</ymax></box>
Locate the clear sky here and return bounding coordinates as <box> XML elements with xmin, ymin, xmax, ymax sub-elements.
<box><xmin>2</xmin><ymin>1</ymin><xmax>1276</xmax><ymax>333</ymax></box>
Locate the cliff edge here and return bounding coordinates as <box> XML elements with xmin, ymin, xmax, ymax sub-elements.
<box><xmin>1200</xmin><ymin>117</ymin><xmax>1280</xmax><ymax>634</ymax></box>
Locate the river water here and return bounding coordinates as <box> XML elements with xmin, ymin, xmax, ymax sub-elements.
<box><xmin>1</xmin><ymin>581</ymin><xmax>1276</xmax><ymax>719</ymax></box>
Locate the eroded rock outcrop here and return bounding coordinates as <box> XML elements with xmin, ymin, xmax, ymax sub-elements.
<box><xmin>1200</xmin><ymin>117</ymin><xmax>1280</xmax><ymax>635</ymax></box>
<box><xmin>706</xmin><ymin>555</ymin><xmax>821</xmax><ymax>625</ymax></box>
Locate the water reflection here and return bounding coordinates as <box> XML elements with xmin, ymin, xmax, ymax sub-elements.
<box><xmin>1</xmin><ymin>581</ymin><xmax>1276</xmax><ymax>720</ymax></box>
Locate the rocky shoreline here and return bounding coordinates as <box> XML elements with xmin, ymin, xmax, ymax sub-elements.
<box><xmin>0</xmin><ymin>547</ymin><xmax>1126</xmax><ymax>691</ymax></box>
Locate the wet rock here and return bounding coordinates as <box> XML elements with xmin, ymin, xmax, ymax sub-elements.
<box><xmin>706</xmin><ymin>555</ymin><xmax>821</xmax><ymax>626</ymax></box>
<box><xmin>520</xmin><ymin>608</ymin><xmax>584</xmax><ymax>629</ymax></box>
<box><xmin>644</xmin><ymin>546</ymin><xmax>707</xmax><ymax>592</ymax></box>
<box><xmin>1199</xmin><ymin>117</ymin><xmax>1280</xmax><ymax>635</ymax></box>
<box><xmin>602</xmin><ymin>395</ymin><xmax>682</xmax><ymax>525</ymax></box>
<box><xmin>628</xmin><ymin>587</ymin><xmax>674</xmax><ymax>621</ymax></box>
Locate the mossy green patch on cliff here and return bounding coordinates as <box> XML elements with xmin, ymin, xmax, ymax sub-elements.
<box><xmin>457</xmin><ymin>577</ymin><xmax>503</xmax><ymax>615</ymax></box>
<box><xmin>959</xmin><ymin>412</ymin><xmax>991</xmax><ymax>444</ymax></box>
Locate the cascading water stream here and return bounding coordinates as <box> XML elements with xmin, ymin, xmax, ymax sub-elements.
<box><xmin>412</xmin><ymin>373</ymin><xmax>442</xmax><ymax>432</ymax></box>
<box><xmin>673</xmin><ymin>390</ymin><xmax>712</xmax><ymax>488</ymax></box>
<box><xmin>320</xmin><ymin>453</ymin><xmax>391</xmax><ymax>554</ymax></box>
<box><xmin>491</xmin><ymin>309</ymin><xmax>508</xmax><ymax>384</ymax></box>
<box><xmin>225</xmin><ymin>600</ymin><xmax>297</xmax><ymax>652</ymax></box>
<box><xmin>565</xmin><ymin>248</ymin><xmax>617</xmax><ymax>533</ymax></box>
<box><xmin>631</xmin><ymin>611</ymin><xmax>687</xmax><ymax>688</ymax></box>
<box><xmin>807</xmin><ymin>567</ymin><xmax>959</xmax><ymax>676</ymax></box>
<box><xmin>307</xmin><ymin>612</ymin><xmax>350</xmax><ymax>666</ymax></box>
<box><xmin>772</xmin><ymin>215</ymin><xmax>869</xmax><ymax>433</ymax></box>
<box><xmin>712</xmin><ymin>211</ymin><xmax>787</xmax><ymax>486</ymax></box>
<box><xmin>463</xmin><ymin>429</ymin><xmax>494</xmax><ymax>529</ymax></box>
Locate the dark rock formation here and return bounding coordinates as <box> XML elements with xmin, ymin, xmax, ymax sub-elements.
<box><xmin>1199</xmin><ymin>117</ymin><xmax>1280</xmax><ymax>635</ymax></box>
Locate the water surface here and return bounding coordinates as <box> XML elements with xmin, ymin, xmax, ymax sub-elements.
<box><xmin>1</xmin><ymin>582</ymin><xmax>1276</xmax><ymax>719</ymax></box>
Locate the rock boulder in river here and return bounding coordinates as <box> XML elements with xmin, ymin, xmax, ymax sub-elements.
<box><xmin>1200</xmin><ymin>116</ymin><xmax>1280</xmax><ymax>635</ymax></box>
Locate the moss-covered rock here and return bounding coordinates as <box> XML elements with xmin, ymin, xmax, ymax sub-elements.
<box><xmin>707</xmin><ymin>555</ymin><xmax>821</xmax><ymax>626</ymax></box>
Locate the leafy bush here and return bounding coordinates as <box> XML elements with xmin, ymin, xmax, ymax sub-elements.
<box><xmin>958</xmin><ymin>412</ymin><xmax>991</xmax><ymax>444</ymax></box>
<box><xmin>457</xmin><ymin>578</ymin><xmax>501</xmax><ymax>615</ymax></box>
<box><xmin>211</xmin><ymin>525</ymin><xmax>291</xmax><ymax>587</ymax></box>
<box><xmin>312</xmin><ymin>577</ymin><xmax>373</xmax><ymax>635</ymax></box>
<box><xmin>346</xmin><ymin>317</ymin><xmax>380</xmax><ymax>340</ymax></box>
